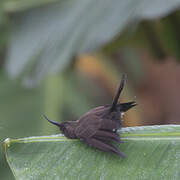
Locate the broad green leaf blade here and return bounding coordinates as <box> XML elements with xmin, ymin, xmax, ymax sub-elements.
<box><xmin>0</xmin><ymin>74</ymin><xmax>44</xmax><ymax>180</ymax></box>
<box><xmin>4</xmin><ymin>0</ymin><xmax>180</xmax><ymax>85</ymax></box>
<box><xmin>3</xmin><ymin>125</ymin><xmax>180</xmax><ymax>180</ymax></box>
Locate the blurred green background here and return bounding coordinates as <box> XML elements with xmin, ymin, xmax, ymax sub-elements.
<box><xmin>1</xmin><ymin>0</ymin><xmax>180</xmax><ymax>179</ymax></box>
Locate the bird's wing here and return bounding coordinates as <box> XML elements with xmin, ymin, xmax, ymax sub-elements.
<box><xmin>75</xmin><ymin>115</ymin><xmax>101</xmax><ymax>138</ymax></box>
<box><xmin>100</xmin><ymin>118</ymin><xmax>120</xmax><ymax>131</ymax></box>
<box><xmin>83</xmin><ymin>137</ymin><xmax>125</xmax><ymax>157</ymax></box>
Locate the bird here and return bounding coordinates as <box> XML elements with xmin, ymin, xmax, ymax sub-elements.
<box><xmin>44</xmin><ymin>74</ymin><xmax>136</xmax><ymax>157</ymax></box>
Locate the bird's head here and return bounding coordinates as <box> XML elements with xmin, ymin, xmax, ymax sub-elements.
<box><xmin>43</xmin><ymin>115</ymin><xmax>77</xmax><ymax>139</ymax></box>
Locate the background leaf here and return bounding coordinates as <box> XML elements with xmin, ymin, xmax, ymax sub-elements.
<box><xmin>4</xmin><ymin>125</ymin><xmax>180</xmax><ymax>180</ymax></box>
<box><xmin>0</xmin><ymin>73</ymin><xmax>44</xmax><ymax>180</ymax></box>
<box><xmin>4</xmin><ymin>0</ymin><xmax>180</xmax><ymax>85</ymax></box>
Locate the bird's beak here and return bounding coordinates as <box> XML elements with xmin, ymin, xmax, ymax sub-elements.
<box><xmin>43</xmin><ymin>115</ymin><xmax>62</xmax><ymax>127</ymax></box>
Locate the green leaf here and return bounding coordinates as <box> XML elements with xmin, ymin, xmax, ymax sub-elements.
<box><xmin>3</xmin><ymin>125</ymin><xmax>180</xmax><ymax>180</ymax></box>
<box><xmin>4</xmin><ymin>0</ymin><xmax>180</xmax><ymax>85</ymax></box>
<box><xmin>0</xmin><ymin>73</ymin><xmax>44</xmax><ymax>180</ymax></box>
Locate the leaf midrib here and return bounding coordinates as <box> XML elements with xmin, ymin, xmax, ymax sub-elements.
<box><xmin>3</xmin><ymin>133</ymin><xmax>180</xmax><ymax>147</ymax></box>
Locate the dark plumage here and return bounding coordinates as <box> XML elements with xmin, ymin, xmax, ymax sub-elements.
<box><xmin>44</xmin><ymin>74</ymin><xmax>136</xmax><ymax>157</ymax></box>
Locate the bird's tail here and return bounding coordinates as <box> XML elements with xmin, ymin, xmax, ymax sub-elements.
<box><xmin>117</xmin><ymin>101</ymin><xmax>137</xmax><ymax>112</ymax></box>
<box><xmin>110</xmin><ymin>74</ymin><xmax>126</xmax><ymax>112</ymax></box>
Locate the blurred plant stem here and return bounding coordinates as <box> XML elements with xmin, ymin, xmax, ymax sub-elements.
<box><xmin>164</xmin><ymin>12</ymin><xmax>180</xmax><ymax>59</ymax></box>
<box><xmin>142</xmin><ymin>21</ymin><xmax>167</xmax><ymax>60</ymax></box>
<box><xmin>42</xmin><ymin>74</ymin><xmax>64</xmax><ymax>134</ymax></box>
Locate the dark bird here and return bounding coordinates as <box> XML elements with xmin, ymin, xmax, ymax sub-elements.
<box><xmin>44</xmin><ymin>74</ymin><xmax>136</xmax><ymax>157</ymax></box>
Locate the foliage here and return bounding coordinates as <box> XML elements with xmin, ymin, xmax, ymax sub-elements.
<box><xmin>1</xmin><ymin>0</ymin><xmax>180</xmax><ymax>85</ymax></box>
<box><xmin>3</xmin><ymin>125</ymin><xmax>180</xmax><ymax>180</ymax></box>
<box><xmin>1</xmin><ymin>0</ymin><xmax>180</xmax><ymax>179</ymax></box>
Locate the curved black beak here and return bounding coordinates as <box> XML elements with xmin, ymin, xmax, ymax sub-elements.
<box><xmin>43</xmin><ymin>115</ymin><xmax>61</xmax><ymax>127</ymax></box>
